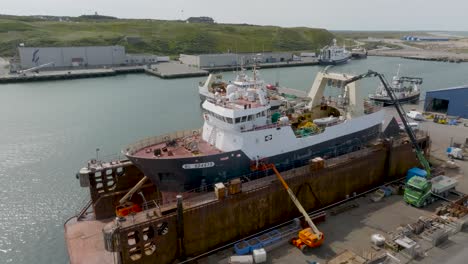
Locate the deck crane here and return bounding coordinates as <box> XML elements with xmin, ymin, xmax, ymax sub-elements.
<box><xmin>342</xmin><ymin>70</ymin><xmax>431</xmax><ymax>176</ymax></box>
<box><xmin>263</xmin><ymin>164</ymin><xmax>324</xmax><ymax>250</ymax></box>
<box><xmin>115</xmin><ymin>176</ymin><xmax>148</xmax><ymax>217</ymax></box>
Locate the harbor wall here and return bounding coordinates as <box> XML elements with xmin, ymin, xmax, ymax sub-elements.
<box><xmin>116</xmin><ymin>139</ymin><xmax>426</xmax><ymax>263</ymax></box>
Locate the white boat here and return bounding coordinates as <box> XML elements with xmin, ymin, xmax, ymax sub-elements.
<box><xmin>351</xmin><ymin>47</ymin><xmax>368</xmax><ymax>59</ymax></box>
<box><xmin>369</xmin><ymin>65</ymin><xmax>422</xmax><ymax>106</ymax></box>
<box><xmin>319</xmin><ymin>39</ymin><xmax>351</xmax><ymax>65</ymax></box>
<box><xmin>124</xmin><ymin>69</ymin><xmax>385</xmax><ymax>192</ymax></box>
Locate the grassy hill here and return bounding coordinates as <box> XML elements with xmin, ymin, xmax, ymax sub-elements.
<box><xmin>0</xmin><ymin>15</ymin><xmax>334</xmax><ymax>57</ymax></box>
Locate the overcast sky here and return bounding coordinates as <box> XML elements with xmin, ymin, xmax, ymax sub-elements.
<box><xmin>2</xmin><ymin>0</ymin><xmax>467</xmax><ymax>31</ymax></box>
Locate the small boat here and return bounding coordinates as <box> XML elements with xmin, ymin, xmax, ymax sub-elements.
<box><xmin>369</xmin><ymin>65</ymin><xmax>422</xmax><ymax>106</ymax></box>
<box><xmin>318</xmin><ymin>39</ymin><xmax>351</xmax><ymax>65</ymax></box>
<box><xmin>351</xmin><ymin>47</ymin><xmax>367</xmax><ymax>59</ymax></box>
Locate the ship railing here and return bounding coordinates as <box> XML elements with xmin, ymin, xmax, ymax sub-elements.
<box><xmin>124</xmin><ymin>128</ymin><xmax>202</xmax><ymax>155</ymax></box>
<box><xmin>178</xmin><ymin>136</ymin><xmax>373</xmax><ymax>195</ymax></box>
<box><xmin>242</xmin><ymin>122</ymin><xmax>290</xmax><ymax>132</ymax></box>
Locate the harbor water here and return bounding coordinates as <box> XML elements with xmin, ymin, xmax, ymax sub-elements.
<box><xmin>1</xmin><ymin>56</ymin><xmax>468</xmax><ymax>263</ymax></box>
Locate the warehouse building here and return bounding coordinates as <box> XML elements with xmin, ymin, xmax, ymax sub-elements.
<box><xmin>401</xmin><ymin>36</ymin><xmax>450</xmax><ymax>42</ymax></box>
<box><xmin>17</xmin><ymin>46</ymin><xmax>167</xmax><ymax>70</ymax></box>
<box><xmin>179</xmin><ymin>52</ymin><xmax>293</xmax><ymax>68</ymax></box>
<box><xmin>19</xmin><ymin>46</ymin><xmax>126</xmax><ymax>69</ymax></box>
<box><xmin>424</xmin><ymin>86</ymin><xmax>468</xmax><ymax>118</ymax></box>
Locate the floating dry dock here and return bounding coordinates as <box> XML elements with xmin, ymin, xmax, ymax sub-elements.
<box><xmin>64</xmin><ymin>132</ymin><xmax>430</xmax><ymax>264</ymax></box>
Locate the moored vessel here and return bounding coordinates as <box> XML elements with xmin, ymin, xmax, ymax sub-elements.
<box><xmin>318</xmin><ymin>39</ymin><xmax>351</xmax><ymax>65</ymax></box>
<box><xmin>124</xmin><ymin>69</ymin><xmax>385</xmax><ymax>192</ymax></box>
<box><xmin>351</xmin><ymin>47</ymin><xmax>368</xmax><ymax>59</ymax></box>
<box><xmin>369</xmin><ymin>65</ymin><xmax>422</xmax><ymax>106</ymax></box>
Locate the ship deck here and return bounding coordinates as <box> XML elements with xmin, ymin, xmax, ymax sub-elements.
<box><xmin>131</xmin><ymin>138</ymin><xmax>222</xmax><ymax>159</ymax></box>
<box><xmin>211</xmin><ymin>97</ymin><xmax>264</xmax><ymax>110</ymax></box>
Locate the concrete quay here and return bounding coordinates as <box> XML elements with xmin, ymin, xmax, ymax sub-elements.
<box><xmin>0</xmin><ymin>66</ymin><xmax>145</xmax><ymax>83</ymax></box>
<box><xmin>202</xmin><ymin>58</ymin><xmax>319</xmax><ymax>72</ymax></box>
<box><xmin>368</xmin><ymin>49</ymin><xmax>468</xmax><ymax>63</ymax></box>
<box><xmin>145</xmin><ymin>61</ymin><xmax>209</xmax><ymax>78</ymax></box>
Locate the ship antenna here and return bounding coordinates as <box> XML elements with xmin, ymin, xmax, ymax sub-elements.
<box><xmin>253</xmin><ymin>61</ymin><xmax>257</xmax><ymax>88</ymax></box>
<box><xmin>396</xmin><ymin>64</ymin><xmax>401</xmax><ymax>78</ymax></box>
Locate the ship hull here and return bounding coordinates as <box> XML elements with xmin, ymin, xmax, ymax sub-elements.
<box><xmin>126</xmin><ymin>123</ymin><xmax>382</xmax><ymax>192</ymax></box>
<box><xmin>369</xmin><ymin>92</ymin><xmax>420</xmax><ymax>106</ymax></box>
<box><xmin>318</xmin><ymin>57</ymin><xmax>350</xmax><ymax>65</ymax></box>
<box><xmin>351</xmin><ymin>53</ymin><xmax>368</xmax><ymax>59</ymax></box>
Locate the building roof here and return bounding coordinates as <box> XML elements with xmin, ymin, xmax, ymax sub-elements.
<box><xmin>426</xmin><ymin>85</ymin><xmax>468</xmax><ymax>93</ymax></box>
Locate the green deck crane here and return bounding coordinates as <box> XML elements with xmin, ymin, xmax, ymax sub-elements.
<box><xmin>343</xmin><ymin>70</ymin><xmax>431</xmax><ymax>176</ymax></box>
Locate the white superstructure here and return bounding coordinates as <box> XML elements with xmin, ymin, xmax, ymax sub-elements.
<box><xmin>200</xmin><ymin>69</ymin><xmax>384</xmax><ymax>160</ymax></box>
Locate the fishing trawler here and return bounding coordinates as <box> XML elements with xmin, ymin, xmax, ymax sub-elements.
<box><xmin>318</xmin><ymin>39</ymin><xmax>351</xmax><ymax>65</ymax></box>
<box><xmin>198</xmin><ymin>68</ymin><xmax>310</xmax><ymax>110</ymax></box>
<box><xmin>369</xmin><ymin>65</ymin><xmax>422</xmax><ymax>106</ymax></box>
<box><xmin>124</xmin><ymin>69</ymin><xmax>385</xmax><ymax>192</ymax></box>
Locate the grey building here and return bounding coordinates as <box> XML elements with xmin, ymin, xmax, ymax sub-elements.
<box><xmin>424</xmin><ymin>86</ymin><xmax>468</xmax><ymax>118</ymax></box>
<box><xmin>126</xmin><ymin>54</ymin><xmax>170</xmax><ymax>65</ymax></box>
<box><xmin>186</xmin><ymin>17</ymin><xmax>215</xmax><ymax>24</ymax></box>
<box><xmin>18</xmin><ymin>46</ymin><xmax>127</xmax><ymax>69</ymax></box>
<box><xmin>179</xmin><ymin>52</ymin><xmax>293</xmax><ymax>68</ymax></box>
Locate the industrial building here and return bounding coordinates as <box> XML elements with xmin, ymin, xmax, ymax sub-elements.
<box><xmin>424</xmin><ymin>86</ymin><xmax>468</xmax><ymax>118</ymax></box>
<box><xmin>401</xmin><ymin>36</ymin><xmax>450</xmax><ymax>42</ymax></box>
<box><xmin>17</xmin><ymin>46</ymin><xmax>167</xmax><ymax>70</ymax></box>
<box><xmin>179</xmin><ymin>52</ymin><xmax>293</xmax><ymax>68</ymax></box>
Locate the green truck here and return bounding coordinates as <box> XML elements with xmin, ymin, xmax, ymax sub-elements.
<box><xmin>404</xmin><ymin>175</ymin><xmax>458</xmax><ymax>207</ymax></box>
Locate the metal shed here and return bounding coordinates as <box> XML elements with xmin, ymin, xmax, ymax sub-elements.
<box><xmin>424</xmin><ymin>86</ymin><xmax>468</xmax><ymax>118</ymax></box>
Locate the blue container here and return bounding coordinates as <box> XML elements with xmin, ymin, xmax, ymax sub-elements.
<box><xmin>257</xmin><ymin>233</ymin><xmax>273</xmax><ymax>246</ymax></box>
<box><xmin>247</xmin><ymin>238</ymin><xmax>263</xmax><ymax>252</ymax></box>
<box><xmin>267</xmin><ymin>230</ymin><xmax>281</xmax><ymax>242</ymax></box>
<box><xmin>406</xmin><ymin>167</ymin><xmax>427</xmax><ymax>182</ymax></box>
<box><xmin>234</xmin><ymin>240</ymin><xmax>250</xmax><ymax>255</ymax></box>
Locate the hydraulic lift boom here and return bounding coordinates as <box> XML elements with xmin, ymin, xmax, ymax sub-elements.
<box><xmin>343</xmin><ymin>70</ymin><xmax>431</xmax><ymax>176</ymax></box>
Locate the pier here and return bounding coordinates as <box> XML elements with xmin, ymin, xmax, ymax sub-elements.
<box><xmin>145</xmin><ymin>61</ymin><xmax>209</xmax><ymax>79</ymax></box>
<box><xmin>368</xmin><ymin>49</ymin><xmax>468</xmax><ymax>63</ymax></box>
<box><xmin>0</xmin><ymin>58</ymin><xmax>321</xmax><ymax>83</ymax></box>
<box><xmin>0</xmin><ymin>66</ymin><xmax>146</xmax><ymax>83</ymax></box>
<box><xmin>201</xmin><ymin>58</ymin><xmax>319</xmax><ymax>72</ymax></box>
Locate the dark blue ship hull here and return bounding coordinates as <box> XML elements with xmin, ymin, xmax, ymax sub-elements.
<box><xmin>126</xmin><ymin>124</ymin><xmax>381</xmax><ymax>192</ymax></box>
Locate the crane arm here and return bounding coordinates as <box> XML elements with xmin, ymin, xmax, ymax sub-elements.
<box><xmin>118</xmin><ymin>176</ymin><xmax>148</xmax><ymax>205</ymax></box>
<box><xmin>270</xmin><ymin>165</ymin><xmax>322</xmax><ymax>238</ymax></box>
<box><xmin>343</xmin><ymin>70</ymin><xmax>431</xmax><ymax>176</ymax></box>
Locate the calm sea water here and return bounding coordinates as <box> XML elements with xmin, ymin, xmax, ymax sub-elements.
<box><xmin>1</xmin><ymin>56</ymin><xmax>468</xmax><ymax>263</ymax></box>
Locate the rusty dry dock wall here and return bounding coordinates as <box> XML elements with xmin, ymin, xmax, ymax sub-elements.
<box><xmin>120</xmin><ymin>141</ymin><xmax>425</xmax><ymax>264</ymax></box>
<box><xmin>182</xmin><ymin>147</ymin><xmax>388</xmax><ymax>257</ymax></box>
<box><xmin>181</xmin><ymin>142</ymin><xmax>422</xmax><ymax>257</ymax></box>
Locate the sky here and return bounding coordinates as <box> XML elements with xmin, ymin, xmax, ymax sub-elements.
<box><xmin>2</xmin><ymin>0</ymin><xmax>468</xmax><ymax>31</ymax></box>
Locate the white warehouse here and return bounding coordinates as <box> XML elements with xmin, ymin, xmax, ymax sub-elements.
<box><xmin>19</xmin><ymin>46</ymin><xmax>127</xmax><ymax>69</ymax></box>
<box><xmin>17</xmin><ymin>46</ymin><xmax>169</xmax><ymax>70</ymax></box>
